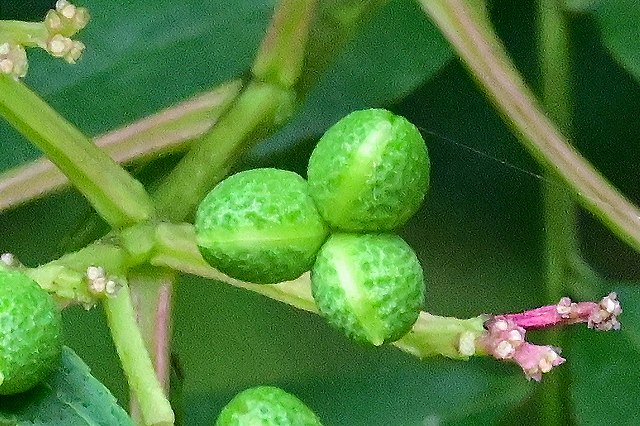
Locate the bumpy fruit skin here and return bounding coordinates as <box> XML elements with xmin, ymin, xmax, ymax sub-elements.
<box><xmin>215</xmin><ymin>386</ymin><xmax>323</xmax><ymax>426</ymax></box>
<box><xmin>311</xmin><ymin>233</ymin><xmax>424</xmax><ymax>345</ymax></box>
<box><xmin>195</xmin><ymin>168</ymin><xmax>329</xmax><ymax>284</ymax></box>
<box><xmin>0</xmin><ymin>269</ymin><xmax>62</xmax><ymax>395</ymax></box>
<box><xmin>307</xmin><ymin>108</ymin><xmax>430</xmax><ymax>232</ymax></box>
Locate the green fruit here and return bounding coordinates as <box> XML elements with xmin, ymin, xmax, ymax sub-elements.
<box><xmin>215</xmin><ymin>386</ymin><xmax>323</xmax><ymax>426</ymax></box>
<box><xmin>195</xmin><ymin>168</ymin><xmax>329</xmax><ymax>284</ymax></box>
<box><xmin>0</xmin><ymin>269</ymin><xmax>62</xmax><ymax>395</ymax></box>
<box><xmin>307</xmin><ymin>108</ymin><xmax>430</xmax><ymax>232</ymax></box>
<box><xmin>311</xmin><ymin>233</ymin><xmax>424</xmax><ymax>345</ymax></box>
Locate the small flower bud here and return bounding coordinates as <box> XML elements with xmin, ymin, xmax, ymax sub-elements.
<box><xmin>86</xmin><ymin>266</ymin><xmax>120</xmax><ymax>297</ymax></box>
<box><xmin>52</xmin><ymin>0</ymin><xmax>90</xmax><ymax>33</ymax></box>
<box><xmin>57</xmin><ymin>0</ymin><xmax>77</xmax><ymax>19</ymax></box>
<box><xmin>44</xmin><ymin>10</ymin><xmax>64</xmax><ymax>32</ymax></box>
<box><xmin>1</xmin><ymin>253</ymin><xmax>18</xmax><ymax>267</ymax></box>
<box><xmin>512</xmin><ymin>344</ymin><xmax>564</xmax><ymax>381</ymax></box>
<box><xmin>586</xmin><ymin>292</ymin><xmax>621</xmax><ymax>331</ymax></box>
<box><xmin>65</xmin><ymin>40</ymin><xmax>85</xmax><ymax>64</ymax></box>
<box><xmin>46</xmin><ymin>35</ymin><xmax>84</xmax><ymax>63</ymax></box>
<box><xmin>480</xmin><ymin>316</ymin><xmax>565</xmax><ymax>380</ymax></box>
<box><xmin>47</xmin><ymin>34</ymin><xmax>73</xmax><ymax>58</ymax></box>
<box><xmin>458</xmin><ymin>331</ymin><xmax>477</xmax><ymax>357</ymax></box>
<box><xmin>0</xmin><ymin>43</ymin><xmax>28</xmax><ymax>79</ymax></box>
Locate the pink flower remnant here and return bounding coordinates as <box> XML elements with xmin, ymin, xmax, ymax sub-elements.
<box><xmin>480</xmin><ymin>293</ymin><xmax>621</xmax><ymax>381</ymax></box>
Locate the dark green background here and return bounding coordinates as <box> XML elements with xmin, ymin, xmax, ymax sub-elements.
<box><xmin>1</xmin><ymin>1</ymin><xmax>639</xmax><ymax>424</ymax></box>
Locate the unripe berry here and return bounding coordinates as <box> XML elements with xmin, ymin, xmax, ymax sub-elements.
<box><xmin>215</xmin><ymin>386</ymin><xmax>323</xmax><ymax>426</ymax></box>
<box><xmin>307</xmin><ymin>108</ymin><xmax>429</xmax><ymax>232</ymax></box>
<box><xmin>195</xmin><ymin>168</ymin><xmax>329</xmax><ymax>284</ymax></box>
<box><xmin>0</xmin><ymin>269</ymin><xmax>62</xmax><ymax>395</ymax></box>
<box><xmin>311</xmin><ymin>233</ymin><xmax>425</xmax><ymax>345</ymax></box>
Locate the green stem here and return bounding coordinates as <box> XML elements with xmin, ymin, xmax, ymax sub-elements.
<box><xmin>252</xmin><ymin>0</ymin><xmax>317</xmax><ymax>88</ymax></box>
<box><xmin>152</xmin><ymin>223</ymin><xmax>318</xmax><ymax>312</ymax></box>
<box><xmin>124</xmin><ymin>4</ymin><xmax>315</xmax><ymax>419</ymax></box>
<box><xmin>104</xmin><ymin>282</ymin><xmax>174</xmax><ymax>426</ymax></box>
<box><xmin>0</xmin><ymin>20</ymin><xmax>48</xmax><ymax>46</ymax></box>
<box><xmin>538</xmin><ymin>1</ymin><xmax>575</xmax><ymax>424</ymax></box>
<box><xmin>418</xmin><ymin>0</ymin><xmax>640</xmax><ymax>254</ymax></box>
<box><xmin>152</xmin><ymin>0</ymin><xmax>324</xmax><ymax>221</ymax></box>
<box><xmin>149</xmin><ymin>222</ymin><xmax>486</xmax><ymax>359</ymax></box>
<box><xmin>0</xmin><ymin>75</ymin><xmax>154</xmax><ymax>228</ymax></box>
<box><xmin>0</xmin><ymin>79</ymin><xmax>242</xmax><ymax>212</ymax></box>
<box><xmin>152</xmin><ymin>81</ymin><xmax>295</xmax><ymax>221</ymax></box>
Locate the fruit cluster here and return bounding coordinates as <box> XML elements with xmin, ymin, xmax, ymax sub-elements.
<box><xmin>195</xmin><ymin>108</ymin><xmax>430</xmax><ymax>346</ymax></box>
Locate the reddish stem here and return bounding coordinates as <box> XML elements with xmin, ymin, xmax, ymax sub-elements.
<box><xmin>496</xmin><ymin>292</ymin><xmax>621</xmax><ymax>331</ymax></box>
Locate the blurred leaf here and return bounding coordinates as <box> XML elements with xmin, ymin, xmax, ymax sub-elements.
<box><xmin>614</xmin><ymin>285</ymin><xmax>640</xmax><ymax>350</ymax></box>
<box><xmin>570</xmin><ymin>284</ymin><xmax>640</xmax><ymax>425</ymax></box>
<box><xmin>253</xmin><ymin>0</ymin><xmax>452</xmax><ymax>158</ymax></box>
<box><xmin>0</xmin><ymin>346</ymin><xmax>133</xmax><ymax>426</ymax></box>
<box><xmin>563</xmin><ymin>0</ymin><xmax>600</xmax><ymax>13</ymax></box>
<box><xmin>594</xmin><ymin>0</ymin><xmax>640</xmax><ymax>82</ymax></box>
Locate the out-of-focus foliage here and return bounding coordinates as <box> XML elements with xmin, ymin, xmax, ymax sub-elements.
<box><xmin>593</xmin><ymin>0</ymin><xmax>640</xmax><ymax>83</ymax></box>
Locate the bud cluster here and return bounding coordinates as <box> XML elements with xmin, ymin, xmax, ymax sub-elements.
<box><xmin>43</xmin><ymin>0</ymin><xmax>90</xmax><ymax>64</ymax></box>
<box><xmin>480</xmin><ymin>293</ymin><xmax>622</xmax><ymax>380</ymax></box>
<box><xmin>86</xmin><ymin>265</ymin><xmax>120</xmax><ymax>297</ymax></box>
<box><xmin>0</xmin><ymin>0</ymin><xmax>89</xmax><ymax>79</ymax></box>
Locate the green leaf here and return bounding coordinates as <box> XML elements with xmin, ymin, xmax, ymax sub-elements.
<box><xmin>0</xmin><ymin>346</ymin><xmax>134</xmax><ymax>426</ymax></box>
<box><xmin>593</xmin><ymin>0</ymin><xmax>640</xmax><ymax>82</ymax></box>
<box><xmin>570</xmin><ymin>284</ymin><xmax>640</xmax><ymax>425</ymax></box>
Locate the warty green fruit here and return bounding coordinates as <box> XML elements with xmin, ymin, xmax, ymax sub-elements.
<box><xmin>307</xmin><ymin>108</ymin><xmax>430</xmax><ymax>232</ymax></box>
<box><xmin>311</xmin><ymin>233</ymin><xmax>425</xmax><ymax>345</ymax></box>
<box><xmin>0</xmin><ymin>269</ymin><xmax>62</xmax><ymax>395</ymax></box>
<box><xmin>195</xmin><ymin>168</ymin><xmax>329</xmax><ymax>284</ymax></box>
<box><xmin>215</xmin><ymin>386</ymin><xmax>323</xmax><ymax>426</ymax></box>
